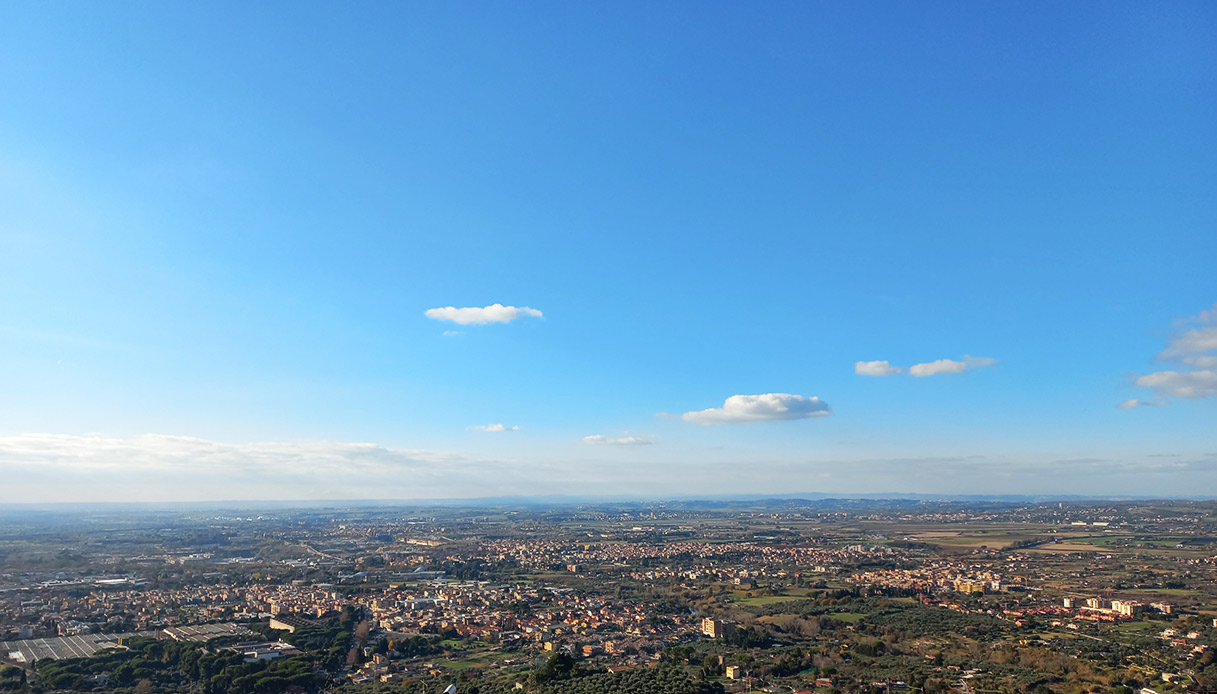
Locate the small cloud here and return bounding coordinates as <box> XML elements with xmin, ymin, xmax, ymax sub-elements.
<box><xmin>425</xmin><ymin>303</ymin><xmax>543</xmax><ymax>325</ymax></box>
<box><xmin>1159</xmin><ymin>326</ymin><xmax>1217</xmax><ymax>360</ymax></box>
<box><xmin>909</xmin><ymin>355</ymin><xmax>997</xmax><ymax>377</ymax></box>
<box><xmin>963</xmin><ymin>355</ymin><xmax>997</xmax><ymax>368</ymax></box>
<box><xmin>1118</xmin><ymin>399</ymin><xmax>1163</xmax><ymax>409</ymax></box>
<box><xmin>909</xmin><ymin>359</ymin><xmax>966</xmax><ymax>377</ymax></box>
<box><xmin>1176</xmin><ymin>301</ymin><xmax>1217</xmax><ymax>326</ymax></box>
<box><xmin>442</xmin><ymin>330</ymin><xmax>463</xmax><ymax>338</ymax></box>
<box><xmin>855</xmin><ymin>360</ymin><xmax>903</xmax><ymax>376</ymax></box>
<box><xmin>1134</xmin><ymin>370</ymin><xmax>1217</xmax><ymax>400</ymax></box>
<box><xmin>468</xmin><ymin>424</ymin><xmax>519</xmax><ymax>432</ymax></box>
<box><xmin>582</xmin><ymin>434</ymin><xmax>654</xmax><ymax>446</ymax></box>
<box><xmin>681</xmin><ymin>393</ymin><xmax>832</xmax><ymax>426</ymax></box>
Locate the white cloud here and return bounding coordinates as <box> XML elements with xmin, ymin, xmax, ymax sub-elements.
<box><xmin>855</xmin><ymin>360</ymin><xmax>903</xmax><ymax>376</ymax></box>
<box><xmin>681</xmin><ymin>393</ymin><xmax>832</xmax><ymax>426</ymax></box>
<box><xmin>424</xmin><ymin>304</ymin><xmax>542</xmax><ymax>325</ymax></box>
<box><xmin>1131</xmin><ymin>304</ymin><xmax>1217</xmax><ymax>402</ymax></box>
<box><xmin>1181</xmin><ymin>301</ymin><xmax>1217</xmax><ymax>325</ymax></box>
<box><xmin>864</xmin><ymin>355</ymin><xmax>997</xmax><ymax>378</ymax></box>
<box><xmin>908</xmin><ymin>355</ymin><xmax>997</xmax><ymax>377</ymax></box>
<box><xmin>1118</xmin><ymin>399</ymin><xmax>1163</xmax><ymax>409</ymax></box>
<box><xmin>1135</xmin><ymin>370</ymin><xmax>1217</xmax><ymax>400</ymax></box>
<box><xmin>909</xmin><ymin>359</ymin><xmax>967</xmax><ymax>377</ymax></box>
<box><xmin>582</xmin><ymin>434</ymin><xmax>654</xmax><ymax>446</ymax></box>
<box><xmin>468</xmin><ymin>424</ymin><xmax>519</xmax><ymax>432</ymax></box>
<box><xmin>442</xmin><ymin>330</ymin><xmax>463</xmax><ymax>337</ymax></box>
<box><xmin>1159</xmin><ymin>326</ymin><xmax>1217</xmax><ymax>359</ymax></box>
<box><xmin>1183</xmin><ymin>355</ymin><xmax>1217</xmax><ymax>368</ymax></box>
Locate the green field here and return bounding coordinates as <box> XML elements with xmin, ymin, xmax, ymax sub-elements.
<box><xmin>1114</xmin><ymin>621</ymin><xmax>1161</xmax><ymax>633</ymax></box>
<box><xmin>1070</xmin><ymin>535</ymin><xmax>1126</xmax><ymax>546</ymax></box>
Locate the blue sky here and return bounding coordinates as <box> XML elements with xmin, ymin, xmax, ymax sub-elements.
<box><xmin>1</xmin><ymin>2</ymin><xmax>1214</xmax><ymax>502</ymax></box>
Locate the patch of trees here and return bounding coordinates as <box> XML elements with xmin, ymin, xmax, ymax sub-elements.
<box><xmin>453</xmin><ymin>663</ymin><xmax>725</xmax><ymax>694</ymax></box>
<box><xmin>386</xmin><ymin>635</ymin><xmax>443</xmax><ymax>658</ymax></box>
<box><xmin>862</xmin><ymin>606</ymin><xmax>1006</xmax><ymax>637</ymax></box>
<box><xmin>1193</xmin><ymin>650</ymin><xmax>1217</xmax><ymax>690</ymax></box>
<box><xmin>1008</xmin><ymin>537</ymin><xmax>1052</xmax><ymax>550</ymax></box>
<box><xmin>437</xmin><ymin>557</ymin><xmax>521</xmax><ymax>581</ymax></box>
<box><xmin>986</xmin><ymin>645</ymin><xmax>1098</xmax><ymax>681</ymax></box>
<box><xmin>725</xmin><ymin>625</ymin><xmax>774</xmax><ymax>648</ymax></box>
<box><xmin>0</xmin><ymin>665</ymin><xmax>26</xmax><ymax>692</ymax></box>
<box><xmin>758</xmin><ymin>613</ymin><xmax>824</xmax><ymax>638</ymax></box>
<box><xmin>852</xmin><ymin>640</ymin><xmax>886</xmax><ymax>657</ymax></box>
<box><xmin>752</xmin><ymin>593</ymin><xmax>869</xmax><ymax>619</ymax></box>
<box><xmin>529</xmin><ymin>652</ymin><xmax>579</xmax><ymax>685</ymax></box>
<box><xmin>754</xmin><ymin>646</ymin><xmax>818</xmax><ymax>678</ymax></box>
<box><xmin>280</xmin><ymin>625</ymin><xmax>352</xmax><ymax>667</ymax></box>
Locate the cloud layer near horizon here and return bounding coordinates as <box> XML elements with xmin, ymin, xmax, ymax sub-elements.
<box><xmin>0</xmin><ymin>433</ymin><xmax>581</xmax><ymax>503</ymax></box>
<box><xmin>681</xmin><ymin>393</ymin><xmax>831</xmax><ymax>425</ymax></box>
<box><xmin>424</xmin><ymin>304</ymin><xmax>542</xmax><ymax>325</ymax></box>
<box><xmin>1</xmin><ymin>433</ymin><xmax>1214</xmax><ymax>503</ymax></box>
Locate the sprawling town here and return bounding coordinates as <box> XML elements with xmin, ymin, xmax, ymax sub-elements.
<box><xmin>1</xmin><ymin>499</ymin><xmax>1215</xmax><ymax>694</ymax></box>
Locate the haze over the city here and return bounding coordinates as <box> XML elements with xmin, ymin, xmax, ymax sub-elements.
<box><xmin>1</xmin><ymin>3</ymin><xmax>1214</xmax><ymax>503</ymax></box>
